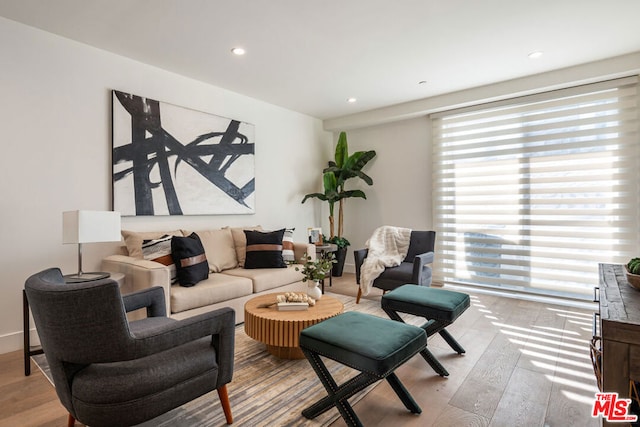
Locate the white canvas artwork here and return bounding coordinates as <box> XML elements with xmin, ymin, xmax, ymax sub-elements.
<box><xmin>112</xmin><ymin>90</ymin><xmax>255</xmax><ymax>216</ymax></box>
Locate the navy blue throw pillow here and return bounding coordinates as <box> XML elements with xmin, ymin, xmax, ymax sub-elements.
<box><xmin>244</xmin><ymin>229</ymin><xmax>287</xmax><ymax>269</ymax></box>
<box><xmin>171</xmin><ymin>233</ymin><xmax>209</xmax><ymax>287</ymax></box>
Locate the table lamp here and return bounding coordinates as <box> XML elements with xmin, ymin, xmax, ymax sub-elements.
<box><xmin>62</xmin><ymin>210</ymin><xmax>121</xmax><ymax>282</ymax></box>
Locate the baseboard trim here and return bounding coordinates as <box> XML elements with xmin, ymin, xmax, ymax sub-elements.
<box><xmin>0</xmin><ymin>330</ymin><xmax>23</xmax><ymax>355</ymax></box>
<box><xmin>0</xmin><ymin>327</ymin><xmax>39</xmax><ymax>355</ymax></box>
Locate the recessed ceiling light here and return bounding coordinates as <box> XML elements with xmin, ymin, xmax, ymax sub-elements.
<box><xmin>528</xmin><ymin>51</ymin><xmax>543</xmax><ymax>59</ymax></box>
<box><xmin>347</xmin><ymin>97</ymin><xmax>357</xmax><ymax>103</ymax></box>
<box><xmin>231</xmin><ymin>47</ymin><xmax>246</xmax><ymax>56</ymax></box>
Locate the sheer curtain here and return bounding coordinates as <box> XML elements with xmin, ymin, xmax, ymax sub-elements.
<box><xmin>431</xmin><ymin>76</ymin><xmax>639</xmax><ymax>299</ymax></box>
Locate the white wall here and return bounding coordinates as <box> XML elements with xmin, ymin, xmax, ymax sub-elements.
<box><xmin>335</xmin><ymin>117</ymin><xmax>433</xmax><ymax>271</ymax></box>
<box><xmin>0</xmin><ymin>17</ymin><xmax>332</xmax><ymax>354</ymax></box>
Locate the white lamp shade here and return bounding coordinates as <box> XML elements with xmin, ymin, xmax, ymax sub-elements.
<box><xmin>63</xmin><ymin>210</ymin><xmax>121</xmax><ymax>244</ymax></box>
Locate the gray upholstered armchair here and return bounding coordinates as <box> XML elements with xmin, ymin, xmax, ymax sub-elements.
<box><xmin>25</xmin><ymin>268</ymin><xmax>235</xmax><ymax>427</ymax></box>
<box><xmin>354</xmin><ymin>230</ymin><xmax>436</xmax><ymax>303</ymax></box>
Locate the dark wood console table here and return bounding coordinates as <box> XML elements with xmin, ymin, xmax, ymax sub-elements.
<box><xmin>598</xmin><ymin>263</ymin><xmax>640</xmax><ymax>425</ymax></box>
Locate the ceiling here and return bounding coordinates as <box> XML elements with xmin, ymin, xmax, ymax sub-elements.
<box><xmin>1</xmin><ymin>0</ymin><xmax>640</xmax><ymax>120</ymax></box>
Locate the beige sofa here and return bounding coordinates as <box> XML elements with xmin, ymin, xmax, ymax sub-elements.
<box><xmin>101</xmin><ymin>227</ymin><xmax>315</xmax><ymax>324</ymax></box>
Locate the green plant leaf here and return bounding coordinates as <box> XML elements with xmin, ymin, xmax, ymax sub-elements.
<box><xmin>353</xmin><ymin>170</ymin><xmax>373</xmax><ymax>186</ymax></box>
<box><xmin>344</xmin><ymin>150</ymin><xmax>376</xmax><ymax>173</ymax></box>
<box><xmin>296</xmin><ymin>251</ymin><xmax>337</xmax><ymax>281</ymax></box>
<box><xmin>301</xmin><ymin>192</ymin><xmax>327</xmax><ymax>203</ymax></box>
<box><xmin>322</xmin><ymin>165</ymin><xmax>340</xmax><ymax>174</ymax></box>
<box><xmin>323</xmin><ymin>171</ymin><xmax>337</xmax><ymax>192</ymax></box>
<box><xmin>335</xmin><ymin>131</ymin><xmax>348</xmax><ymax>168</ymax></box>
<box><xmin>342</xmin><ymin>190</ymin><xmax>366</xmax><ymax>199</ymax></box>
<box><xmin>327</xmin><ymin>236</ymin><xmax>350</xmax><ymax>248</ymax></box>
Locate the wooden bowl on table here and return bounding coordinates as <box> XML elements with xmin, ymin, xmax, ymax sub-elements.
<box><xmin>625</xmin><ymin>265</ymin><xmax>640</xmax><ymax>290</ymax></box>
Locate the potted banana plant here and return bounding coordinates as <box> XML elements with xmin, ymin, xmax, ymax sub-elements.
<box><xmin>302</xmin><ymin>131</ymin><xmax>376</xmax><ymax>276</ymax></box>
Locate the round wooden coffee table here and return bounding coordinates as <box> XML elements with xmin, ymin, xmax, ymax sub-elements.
<box><xmin>244</xmin><ymin>293</ymin><xmax>344</xmax><ymax>359</ymax></box>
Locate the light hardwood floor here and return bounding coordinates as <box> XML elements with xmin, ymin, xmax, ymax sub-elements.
<box><xmin>0</xmin><ymin>274</ymin><xmax>600</xmax><ymax>427</ymax></box>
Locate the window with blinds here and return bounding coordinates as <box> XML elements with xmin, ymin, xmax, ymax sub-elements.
<box><xmin>431</xmin><ymin>77</ymin><xmax>639</xmax><ymax>299</ymax></box>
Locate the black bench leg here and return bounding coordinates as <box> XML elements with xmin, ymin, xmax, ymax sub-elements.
<box><xmin>301</xmin><ymin>349</ymin><xmax>376</xmax><ymax>427</ymax></box>
<box><xmin>383</xmin><ymin>307</ymin><xmax>403</xmax><ymax>323</ymax></box>
<box><xmin>386</xmin><ymin>373</ymin><xmax>422</xmax><ymax>414</ymax></box>
<box><xmin>419</xmin><ymin>347</ymin><xmax>450</xmax><ymax>377</ymax></box>
<box><xmin>384</xmin><ymin>308</ymin><xmax>450</xmax><ymax>376</ymax></box>
<box><xmin>439</xmin><ymin>328</ymin><xmax>466</xmax><ymax>354</ymax></box>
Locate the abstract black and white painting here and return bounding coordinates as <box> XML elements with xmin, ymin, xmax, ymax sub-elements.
<box><xmin>112</xmin><ymin>90</ymin><xmax>255</xmax><ymax>216</ymax></box>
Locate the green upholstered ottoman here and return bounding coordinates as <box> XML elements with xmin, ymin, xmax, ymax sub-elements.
<box><xmin>299</xmin><ymin>311</ymin><xmax>426</xmax><ymax>427</ymax></box>
<box><xmin>382</xmin><ymin>284</ymin><xmax>470</xmax><ymax>377</ymax></box>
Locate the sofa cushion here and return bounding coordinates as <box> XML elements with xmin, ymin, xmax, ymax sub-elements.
<box><xmin>170</xmin><ymin>273</ymin><xmax>253</xmax><ymax>313</ymax></box>
<box><xmin>171</xmin><ymin>233</ymin><xmax>209</xmax><ymax>287</ymax></box>
<box><xmin>244</xmin><ymin>229</ymin><xmax>286</xmax><ymax>269</ymax></box>
<box><xmin>223</xmin><ymin>265</ymin><xmax>304</xmax><ymax>293</ymax></box>
<box><xmin>141</xmin><ymin>234</ymin><xmax>172</xmax><ymax>263</ymax></box>
<box><xmin>197</xmin><ymin>228</ymin><xmax>238</xmax><ymax>272</ymax></box>
<box><xmin>282</xmin><ymin>228</ymin><xmax>296</xmax><ymax>263</ymax></box>
<box><xmin>122</xmin><ymin>229</ymin><xmax>184</xmax><ymax>259</ymax></box>
<box><xmin>226</xmin><ymin>225</ymin><xmax>263</xmax><ymax>267</ymax></box>
<box><xmin>141</xmin><ymin>234</ymin><xmax>177</xmax><ymax>283</ymax></box>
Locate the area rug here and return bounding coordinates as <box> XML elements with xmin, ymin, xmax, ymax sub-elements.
<box><xmin>33</xmin><ymin>292</ymin><xmax>404</xmax><ymax>427</ymax></box>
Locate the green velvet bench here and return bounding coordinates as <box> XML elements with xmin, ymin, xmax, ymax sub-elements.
<box><xmin>299</xmin><ymin>311</ymin><xmax>426</xmax><ymax>427</ymax></box>
<box><xmin>381</xmin><ymin>284</ymin><xmax>470</xmax><ymax>377</ymax></box>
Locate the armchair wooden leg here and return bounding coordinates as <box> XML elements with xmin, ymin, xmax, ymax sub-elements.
<box><xmin>217</xmin><ymin>384</ymin><xmax>233</xmax><ymax>424</ymax></box>
<box><xmin>67</xmin><ymin>414</ymin><xmax>75</xmax><ymax>427</ymax></box>
<box><xmin>356</xmin><ymin>287</ymin><xmax>362</xmax><ymax>304</ymax></box>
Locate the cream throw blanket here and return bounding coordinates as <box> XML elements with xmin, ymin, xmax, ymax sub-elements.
<box><xmin>360</xmin><ymin>226</ymin><xmax>412</xmax><ymax>296</ymax></box>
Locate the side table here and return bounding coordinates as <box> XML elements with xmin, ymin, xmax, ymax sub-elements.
<box><xmin>315</xmin><ymin>243</ymin><xmax>337</xmax><ymax>294</ymax></box>
<box><xmin>23</xmin><ymin>272</ymin><xmax>124</xmax><ymax>376</ymax></box>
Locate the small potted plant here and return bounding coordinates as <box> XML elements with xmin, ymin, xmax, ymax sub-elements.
<box><xmin>296</xmin><ymin>252</ymin><xmax>336</xmax><ymax>300</ymax></box>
